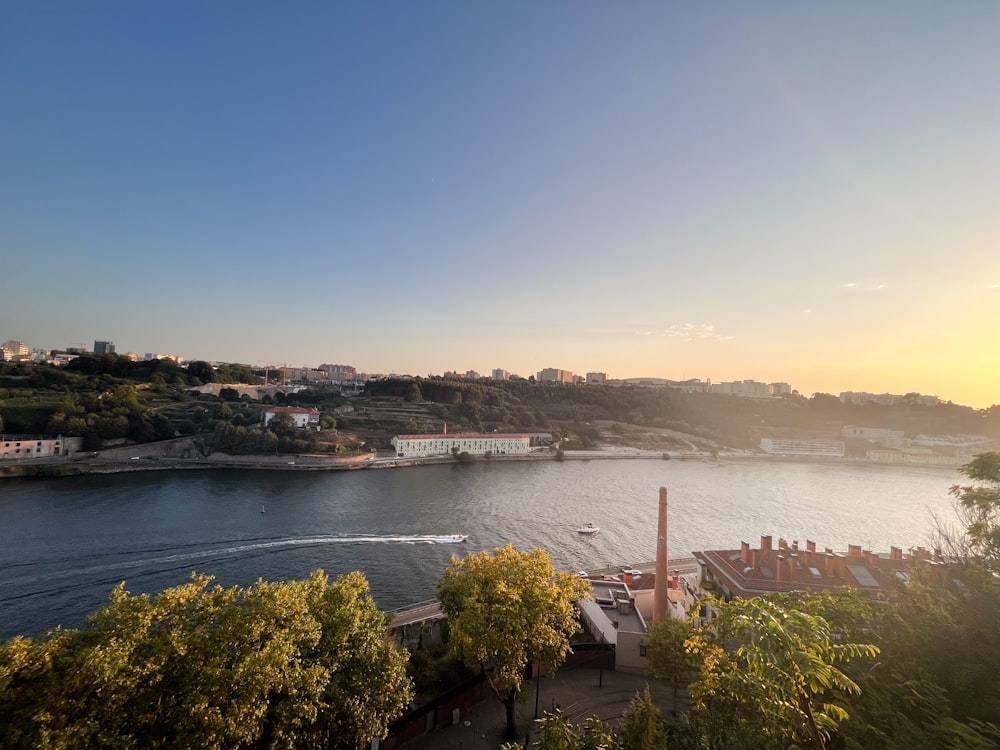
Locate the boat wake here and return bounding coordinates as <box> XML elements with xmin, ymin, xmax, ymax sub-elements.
<box><xmin>2</xmin><ymin>534</ymin><xmax>469</xmax><ymax>596</ymax></box>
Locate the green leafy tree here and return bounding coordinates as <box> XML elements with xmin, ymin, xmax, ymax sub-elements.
<box><xmin>579</xmin><ymin>715</ymin><xmax>621</xmax><ymax>750</ymax></box>
<box><xmin>0</xmin><ymin>570</ymin><xmax>411</xmax><ymax>749</ymax></box>
<box><xmin>948</xmin><ymin>452</ymin><xmax>1000</xmax><ymax>571</ymax></box>
<box><xmin>535</xmin><ymin>710</ymin><xmax>580</xmax><ymax>750</ymax></box>
<box><xmin>686</xmin><ymin>595</ymin><xmax>878</xmax><ymax>750</ymax></box>
<box><xmin>268</xmin><ymin>413</ymin><xmax>298</xmax><ymax>438</ymax></box>
<box><xmin>437</xmin><ymin>544</ymin><xmax>590</xmax><ymax>739</ymax></box>
<box><xmin>617</xmin><ymin>687</ymin><xmax>667</xmax><ymax>750</ymax></box>
<box><xmin>644</xmin><ymin>617</ymin><xmax>699</xmax><ymax>713</ymax></box>
<box><xmin>187</xmin><ymin>360</ymin><xmax>215</xmax><ymax>384</ymax></box>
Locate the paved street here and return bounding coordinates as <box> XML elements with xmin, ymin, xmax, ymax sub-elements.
<box><xmin>400</xmin><ymin>668</ymin><xmax>688</xmax><ymax>750</ymax></box>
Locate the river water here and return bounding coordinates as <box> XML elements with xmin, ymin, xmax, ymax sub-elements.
<box><xmin>0</xmin><ymin>458</ymin><xmax>960</xmax><ymax>641</ymax></box>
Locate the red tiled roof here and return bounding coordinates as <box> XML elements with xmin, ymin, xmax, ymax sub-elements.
<box><xmin>266</xmin><ymin>407</ymin><xmax>319</xmax><ymax>415</ymax></box>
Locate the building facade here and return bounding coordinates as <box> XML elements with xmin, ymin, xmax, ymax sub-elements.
<box><xmin>392</xmin><ymin>432</ymin><xmax>531</xmax><ymax>458</ymax></box>
<box><xmin>537</xmin><ymin>368</ymin><xmax>573</xmax><ymax>383</ymax></box>
<box><xmin>694</xmin><ymin>535</ymin><xmax>949</xmax><ymax>599</ymax></box>
<box><xmin>93</xmin><ymin>340</ymin><xmax>116</xmax><ymax>355</ymax></box>
<box><xmin>262</xmin><ymin>406</ymin><xmax>320</xmax><ymax>429</ymax></box>
<box><xmin>841</xmin><ymin>425</ymin><xmax>905</xmax><ymax>447</ymax></box>
<box><xmin>760</xmin><ymin>438</ymin><xmax>845</xmax><ymax>457</ymax></box>
<box><xmin>1</xmin><ymin>435</ymin><xmax>82</xmax><ymax>459</ymax></box>
<box><xmin>318</xmin><ymin>364</ymin><xmax>357</xmax><ymax>381</ymax></box>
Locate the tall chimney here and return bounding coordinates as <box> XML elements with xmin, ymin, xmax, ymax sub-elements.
<box><xmin>443</xmin><ymin>423</ymin><xmax>447</xmax><ymax>435</ymax></box>
<box><xmin>653</xmin><ymin>487</ymin><xmax>670</xmax><ymax>623</ymax></box>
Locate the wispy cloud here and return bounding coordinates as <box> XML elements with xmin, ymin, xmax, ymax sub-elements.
<box><xmin>986</xmin><ymin>284</ymin><xmax>1000</xmax><ymax>291</ymax></box>
<box><xmin>661</xmin><ymin>323</ymin><xmax>735</xmax><ymax>342</ymax></box>
<box><xmin>842</xmin><ymin>281</ymin><xmax>886</xmax><ymax>292</ymax></box>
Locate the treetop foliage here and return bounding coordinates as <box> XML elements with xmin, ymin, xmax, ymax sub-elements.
<box><xmin>438</xmin><ymin>544</ymin><xmax>590</xmax><ymax>737</ymax></box>
<box><xmin>0</xmin><ymin>570</ymin><xmax>411</xmax><ymax>750</ymax></box>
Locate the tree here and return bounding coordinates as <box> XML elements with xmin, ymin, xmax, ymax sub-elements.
<box><xmin>437</xmin><ymin>544</ymin><xmax>590</xmax><ymax>739</ymax></box>
<box><xmin>187</xmin><ymin>360</ymin><xmax>215</xmax><ymax>384</ymax></box>
<box><xmin>0</xmin><ymin>570</ymin><xmax>412</xmax><ymax>749</ymax></box>
<box><xmin>948</xmin><ymin>452</ymin><xmax>1000</xmax><ymax>571</ymax></box>
<box><xmin>644</xmin><ymin>617</ymin><xmax>699</xmax><ymax>713</ymax></box>
<box><xmin>686</xmin><ymin>595</ymin><xmax>878</xmax><ymax>750</ymax></box>
<box><xmin>268</xmin><ymin>413</ymin><xmax>298</xmax><ymax>438</ymax></box>
<box><xmin>618</xmin><ymin>687</ymin><xmax>667</xmax><ymax>750</ymax></box>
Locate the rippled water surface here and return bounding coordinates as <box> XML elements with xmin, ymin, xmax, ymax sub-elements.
<box><xmin>0</xmin><ymin>459</ymin><xmax>958</xmax><ymax>640</ymax></box>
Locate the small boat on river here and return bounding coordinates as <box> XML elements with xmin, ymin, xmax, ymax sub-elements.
<box><xmin>576</xmin><ymin>523</ymin><xmax>599</xmax><ymax>535</ymax></box>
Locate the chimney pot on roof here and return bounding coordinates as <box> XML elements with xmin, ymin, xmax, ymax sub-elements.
<box><xmin>806</xmin><ymin>540</ymin><xmax>816</xmax><ymax>553</ymax></box>
<box><xmin>760</xmin><ymin>535</ymin><xmax>772</xmax><ymax>552</ymax></box>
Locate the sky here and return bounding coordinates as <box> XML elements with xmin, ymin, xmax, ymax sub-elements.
<box><xmin>2</xmin><ymin>3</ymin><xmax>998</xmax><ymax>407</ymax></box>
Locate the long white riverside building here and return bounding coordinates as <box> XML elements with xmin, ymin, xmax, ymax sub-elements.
<box><xmin>760</xmin><ymin>437</ymin><xmax>845</xmax><ymax>457</ymax></box>
<box><xmin>392</xmin><ymin>433</ymin><xmax>531</xmax><ymax>458</ymax></box>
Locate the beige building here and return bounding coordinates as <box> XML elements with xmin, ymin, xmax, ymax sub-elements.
<box><xmin>537</xmin><ymin>368</ymin><xmax>573</xmax><ymax>383</ymax></box>
<box><xmin>1</xmin><ymin>435</ymin><xmax>82</xmax><ymax>459</ymax></box>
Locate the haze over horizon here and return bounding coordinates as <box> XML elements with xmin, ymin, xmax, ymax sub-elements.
<box><xmin>3</xmin><ymin>3</ymin><xmax>998</xmax><ymax>408</ymax></box>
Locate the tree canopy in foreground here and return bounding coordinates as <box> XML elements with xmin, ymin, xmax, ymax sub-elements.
<box><xmin>0</xmin><ymin>570</ymin><xmax>411</xmax><ymax>750</ymax></box>
<box><xmin>438</xmin><ymin>543</ymin><xmax>591</xmax><ymax>739</ymax></box>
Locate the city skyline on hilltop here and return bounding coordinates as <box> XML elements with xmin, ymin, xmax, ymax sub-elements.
<box><xmin>0</xmin><ymin>332</ymin><xmax>984</xmax><ymax>409</ymax></box>
<box><xmin>3</xmin><ymin>4</ymin><xmax>998</xmax><ymax>409</ymax></box>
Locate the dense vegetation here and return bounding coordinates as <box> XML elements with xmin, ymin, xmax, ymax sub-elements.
<box><xmin>366</xmin><ymin>377</ymin><xmax>1000</xmax><ymax>450</ymax></box>
<box><xmin>2</xmin><ymin>361</ymin><xmax>998</xmax><ymax>456</ymax></box>
<box><xmin>0</xmin><ymin>571</ymin><xmax>411</xmax><ymax>749</ymax></box>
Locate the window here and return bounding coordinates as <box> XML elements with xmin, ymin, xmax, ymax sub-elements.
<box><xmin>639</xmin><ymin>644</ymin><xmax>647</xmax><ymax>657</ymax></box>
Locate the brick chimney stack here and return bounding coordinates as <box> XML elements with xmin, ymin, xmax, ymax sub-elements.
<box><xmin>653</xmin><ymin>487</ymin><xmax>670</xmax><ymax>623</ymax></box>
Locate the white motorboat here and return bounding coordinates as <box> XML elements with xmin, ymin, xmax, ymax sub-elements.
<box><xmin>576</xmin><ymin>523</ymin><xmax>600</xmax><ymax>535</ymax></box>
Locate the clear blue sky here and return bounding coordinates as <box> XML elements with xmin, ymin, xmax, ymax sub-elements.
<box><xmin>3</xmin><ymin>3</ymin><xmax>998</xmax><ymax>406</ymax></box>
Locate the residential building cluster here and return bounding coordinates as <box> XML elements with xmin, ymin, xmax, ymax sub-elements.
<box><xmin>1</xmin><ymin>334</ymin><xmax>975</xmax><ymax>411</ymax></box>
<box><xmin>840</xmin><ymin>390</ymin><xmax>940</xmax><ymax>406</ymax></box>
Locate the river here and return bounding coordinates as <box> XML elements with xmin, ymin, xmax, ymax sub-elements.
<box><xmin>0</xmin><ymin>457</ymin><xmax>960</xmax><ymax>641</ymax></box>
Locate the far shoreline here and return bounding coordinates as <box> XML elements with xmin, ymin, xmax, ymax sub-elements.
<box><xmin>0</xmin><ymin>443</ymin><xmax>965</xmax><ymax>480</ymax></box>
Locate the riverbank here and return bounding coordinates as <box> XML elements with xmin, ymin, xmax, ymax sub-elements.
<box><xmin>2</xmin><ymin>444</ymin><xmax>963</xmax><ymax>480</ymax></box>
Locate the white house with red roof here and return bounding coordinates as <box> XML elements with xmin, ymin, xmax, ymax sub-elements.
<box><xmin>262</xmin><ymin>406</ymin><xmax>320</xmax><ymax>430</ymax></box>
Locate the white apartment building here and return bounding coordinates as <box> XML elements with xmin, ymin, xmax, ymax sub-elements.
<box><xmin>867</xmin><ymin>449</ymin><xmax>965</xmax><ymax>467</ymax></box>
<box><xmin>713</xmin><ymin>380</ymin><xmax>773</xmax><ymax>398</ymax></box>
<box><xmin>392</xmin><ymin>432</ymin><xmax>531</xmax><ymax>458</ymax></box>
<box><xmin>586</xmin><ymin>372</ymin><xmax>607</xmax><ymax>384</ymax></box>
<box><xmin>491</xmin><ymin>369</ymin><xmax>509</xmax><ymax>381</ymax></box>
<box><xmin>840</xmin><ymin>391</ymin><xmax>941</xmax><ymax>406</ymax></box>
<box><xmin>760</xmin><ymin>438</ymin><xmax>845</xmax><ymax>457</ymax></box>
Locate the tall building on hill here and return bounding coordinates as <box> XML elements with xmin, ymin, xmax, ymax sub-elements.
<box><xmin>537</xmin><ymin>367</ymin><xmax>573</xmax><ymax>383</ymax></box>
<box><xmin>94</xmin><ymin>340</ymin><xmax>115</xmax><ymax>355</ymax></box>
<box><xmin>2</xmin><ymin>340</ymin><xmax>28</xmax><ymax>358</ymax></box>
<box><xmin>318</xmin><ymin>364</ymin><xmax>357</xmax><ymax>381</ymax></box>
